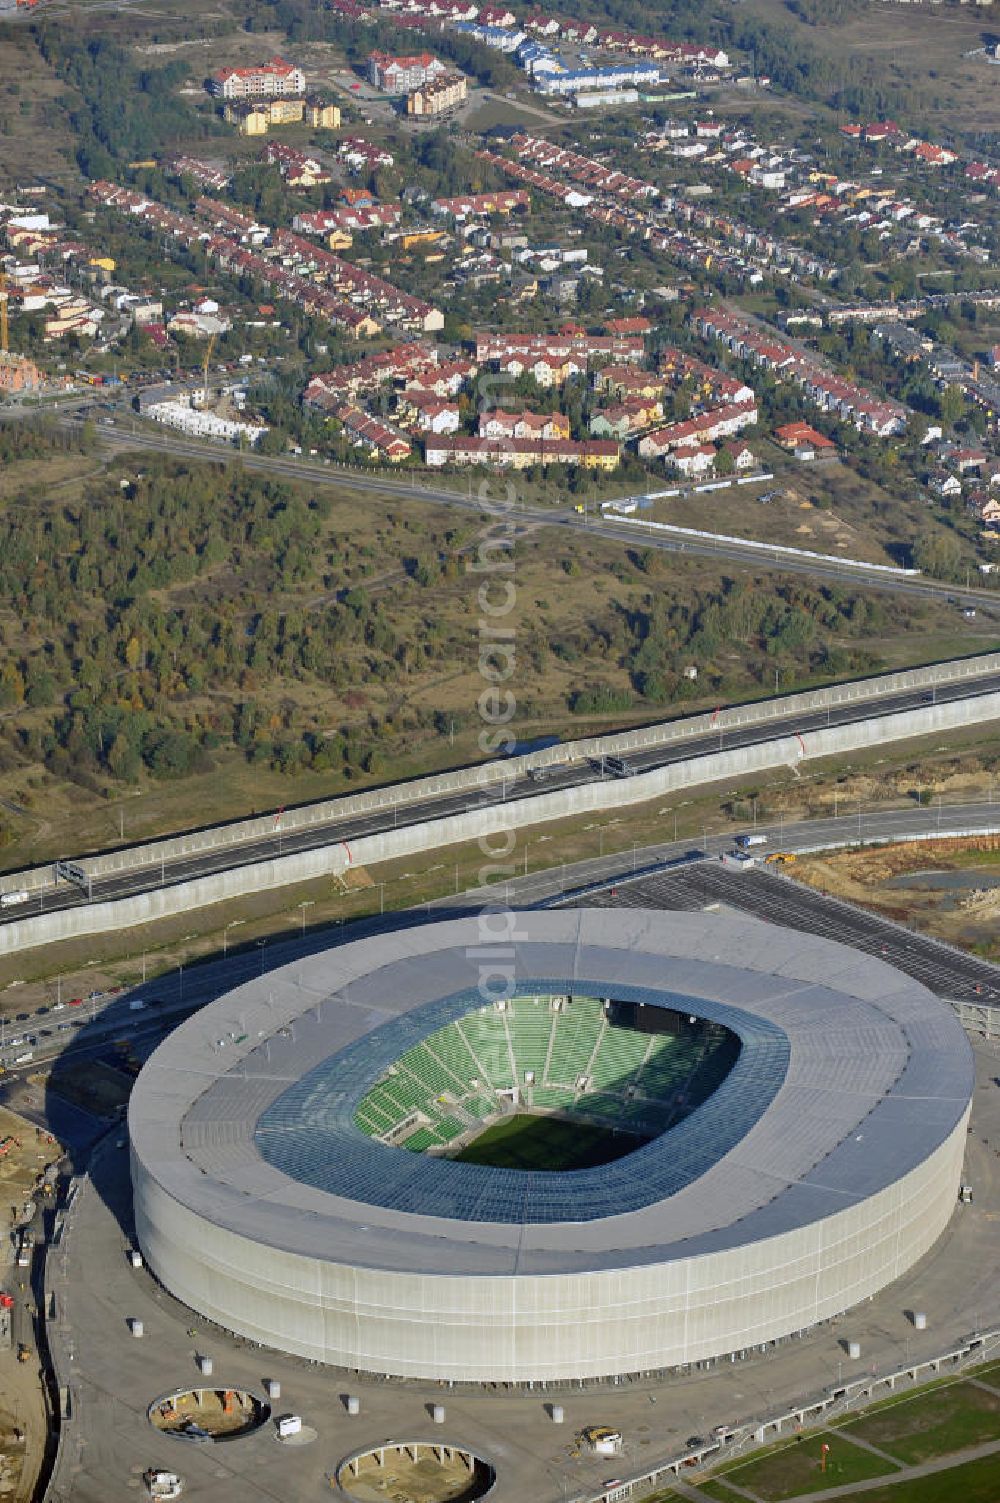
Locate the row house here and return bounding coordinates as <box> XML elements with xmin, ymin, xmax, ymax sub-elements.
<box><xmin>478</xmin><ymin>409</ymin><xmax>570</xmax><ymax>441</ymax></box>
<box><xmin>697</xmin><ymin>307</ymin><xmax>907</xmax><ymax>437</ymax></box>
<box><xmin>637</xmin><ymin>400</ymin><xmax>758</xmax><ymax>457</ymax></box>
<box><xmin>403</xmin><ymin>358</ymin><xmax>476</xmax><ymax>396</ymax></box>
<box><xmin>595</xmin><ymin>367</ymin><xmax>667</xmax><ymax>402</ymax></box>
<box><xmin>164</xmin><ymin>156</ymin><xmax>232</xmax><ymax>192</ymax></box>
<box><xmin>479</xmin><ymin>141</ymin><xmax>834</xmax><ymax>286</ymax></box>
<box><xmin>451</xmin><ymin>21</ymin><xmax>526</xmax><ymax>51</ymax></box>
<box><xmin>209</xmin><ymin>235</ymin><xmax>380</xmax><ymax>338</ymax></box>
<box><xmin>196</xmin><ymin>197</ymin><xmax>268</xmax><ymax>246</ymax></box>
<box><xmin>670</xmin><ymin>442</ymin><xmax>716</xmax><ymax>478</ymax></box>
<box><xmin>335</xmin><ymin>403</ymin><xmax>412</xmax><ymax>461</ymax></box>
<box><xmin>303</xmin><ymin>341</ymin><xmax>439</xmax><ymax>410</ymax></box>
<box><xmin>658</xmin><ymin>344</ymin><xmax>755</xmax><ymax>406</ymax></box>
<box><xmin>339</xmin><ymin>137</ymin><xmax>395</xmax><ymax>173</ymax></box>
<box><xmin>508</xmin><ymin>134</ymin><xmax>660</xmax><ymax>203</ymax></box>
<box><xmin>424</xmin><ymin>434</ymin><xmax>619</xmax><ymax>469</ymax></box>
<box><xmin>292</xmin><ymin>206</ymin><xmax>397</xmax><ymax>242</ymax></box>
<box><xmin>398</xmin><ymin>392</ymin><xmax>461</xmax><ymax>433</ymax></box>
<box><xmin>272</xmin><ymin>230</ymin><xmax>444</xmax><ymax>332</ymax></box>
<box><xmin>430</xmin><ymin>190</ymin><xmax>529</xmax><ymax>220</ymax></box>
<box><xmin>263</xmin><ymin>143</ymin><xmax>330</xmax><ymax>187</ymax></box>
<box><xmin>475</xmin><ymin>332</ymin><xmax>645</xmax><ymax>364</ymax></box>
<box><xmin>589</xmin><ymin>398</ymin><xmax>662</xmax><ymax>439</ymax></box>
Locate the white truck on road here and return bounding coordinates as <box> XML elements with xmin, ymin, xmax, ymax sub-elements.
<box><xmin>734</xmin><ymin>833</ymin><xmax>767</xmax><ymax>851</ymax></box>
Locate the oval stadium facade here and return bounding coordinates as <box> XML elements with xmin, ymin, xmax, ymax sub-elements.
<box><xmin>128</xmin><ymin>908</ymin><xmax>974</xmax><ymax>1383</ymax></box>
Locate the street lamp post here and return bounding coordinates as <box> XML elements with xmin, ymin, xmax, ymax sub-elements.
<box><xmin>298</xmin><ymin>900</ymin><xmax>314</xmax><ymax>937</ymax></box>
<box><xmin>223</xmin><ymin>919</ymin><xmax>245</xmax><ymax>958</ymax></box>
<box><xmin>257</xmin><ymin>939</ymin><xmax>266</xmax><ymax>976</ymax></box>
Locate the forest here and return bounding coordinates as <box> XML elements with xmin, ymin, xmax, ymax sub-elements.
<box><xmin>0</xmin><ymin>431</ymin><xmax>921</xmax><ymax>803</ymax></box>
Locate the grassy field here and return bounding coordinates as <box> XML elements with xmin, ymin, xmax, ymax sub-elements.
<box><xmin>703</xmin><ymin>1431</ymin><xmax>899</xmax><ymax>1500</ymax></box>
<box><xmin>841</xmin><ymin>1381</ymin><xmax>1000</xmax><ymax>1467</ymax></box>
<box><xmin>738</xmin><ymin>0</ymin><xmax>999</xmax><ymax>135</ymax></box>
<box><xmin>696</xmin><ymin>1450</ymin><xmax>1000</xmax><ymax>1503</ymax></box>
<box><xmin>694</xmin><ymin>1374</ymin><xmax>1000</xmax><ymax>1502</ymax></box>
<box><xmin>452</xmin><ymin>1114</ymin><xmax>645</xmax><ymax>1171</ymax></box>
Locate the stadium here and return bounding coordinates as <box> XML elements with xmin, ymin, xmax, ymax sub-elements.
<box><xmin>128</xmin><ymin>908</ymin><xmax>973</xmax><ymax>1384</ymax></box>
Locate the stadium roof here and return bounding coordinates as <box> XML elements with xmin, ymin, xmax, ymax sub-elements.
<box><xmin>129</xmin><ymin>909</ymin><xmax>973</xmax><ymax>1277</ymax></box>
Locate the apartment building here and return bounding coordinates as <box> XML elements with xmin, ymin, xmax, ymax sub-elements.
<box><xmin>305</xmin><ymin>98</ymin><xmax>341</xmax><ymax>129</ymax></box>
<box><xmin>406</xmin><ymin>72</ymin><xmax>468</xmax><ymax>116</ymax></box>
<box><xmin>210</xmin><ymin>56</ymin><xmax>306</xmax><ymax>100</ymax></box>
<box><xmin>367</xmin><ymin>50</ymin><xmax>445</xmax><ymax>92</ymax></box>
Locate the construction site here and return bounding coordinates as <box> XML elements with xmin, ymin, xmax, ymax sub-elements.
<box><xmin>149</xmin><ymin>1386</ymin><xmax>269</xmax><ymax>1442</ymax></box>
<box><xmin>0</xmin><ymin>1104</ymin><xmax>62</xmax><ymax>1503</ymax></box>
<box><xmin>0</xmin><ymin>272</ymin><xmax>42</xmax><ymax>394</ymax></box>
<box><xmin>138</xmin><ymin>333</ymin><xmax>267</xmax><ymax>445</ymax></box>
<box><xmin>791</xmin><ymin>834</ymin><xmax>1000</xmax><ymax>956</ymax></box>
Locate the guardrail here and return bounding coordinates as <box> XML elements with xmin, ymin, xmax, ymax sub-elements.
<box><xmin>6</xmin><ymin>692</ymin><xmax>1000</xmax><ymax>954</ymax></box>
<box><xmin>611</xmin><ymin>513</ymin><xmax>921</xmax><ymax>575</ymax></box>
<box><xmin>3</xmin><ymin>653</ymin><xmax>1000</xmax><ymax>901</ymax></box>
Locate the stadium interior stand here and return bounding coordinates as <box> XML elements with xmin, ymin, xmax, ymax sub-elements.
<box><xmin>354</xmin><ymin>996</ymin><xmax>738</xmax><ymax>1153</ymax></box>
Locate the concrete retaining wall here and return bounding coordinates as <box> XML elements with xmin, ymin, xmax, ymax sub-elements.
<box><xmin>5</xmin><ymin>653</ymin><xmax>1000</xmax><ymax>898</ymax></box>
<box><xmin>5</xmin><ymin>691</ymin><xmax>1000</xmax><ymax>956</ymax></box>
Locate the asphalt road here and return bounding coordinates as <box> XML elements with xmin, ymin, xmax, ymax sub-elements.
<box><xmin>68</xmin><ymin>412</ymin><xmax>1000</xmax><ymax>609</ymax></box>
<box><xmin>9</xmin><ymin>672</ymin><xmax>1000</xmax><ymax>926</ymax></box>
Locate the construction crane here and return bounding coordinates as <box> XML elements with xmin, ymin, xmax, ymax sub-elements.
<box><xmin>202</xmin><ymin>331</ymin><xmax>217</xmax><ymax>405</ymax></box>
<box><xmin>0</xmin><ymin>271</ymin><xmax>8</xmax><ymax>355</ymax></box>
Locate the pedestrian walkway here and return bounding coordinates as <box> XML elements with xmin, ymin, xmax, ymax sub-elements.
<box><xmin>694</xmin><ymin>1434</ymin><xmax>1000</xmax><ymax>1503</ymax></box>
<box><xmin>832</xmin><ymin>1431</ymin><xmax>903</xmax><ymax>1467</ymax></box>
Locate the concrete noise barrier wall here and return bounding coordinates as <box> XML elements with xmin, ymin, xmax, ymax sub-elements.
<box><xmin>5</xmin><ymin>652</ymin><xmax>1000</xmax><ymax>898</ymax></box>
<box><xmin>4</xmin><ymin>690</ymin><xmax>1000</xmax><ymax>957</ymax></box>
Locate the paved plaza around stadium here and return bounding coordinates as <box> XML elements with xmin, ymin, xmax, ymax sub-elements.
<box><xmin>38</xmin><ymin>900</ymin><xmax>1000</xmax><ymax>1502</ymax></box>
<box><xmin>45</xmin><ymin>1033</ymin><xmax>1000</xmax><ymax>1502</ymax></box>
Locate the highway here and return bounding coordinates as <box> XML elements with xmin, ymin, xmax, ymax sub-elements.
<box><xmin>61</xmin><ymin>411</ymin><xmax>1000</xmax><ymax>609</ymax></box>
<box><xmin>7</xmin><ymin>669</ymin><xmax>1000</xmax><ymax>926</ymax></box>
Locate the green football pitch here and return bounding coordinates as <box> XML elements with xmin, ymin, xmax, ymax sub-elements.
<box><xmin>451</xmin><ymin>1114</ymin><xmax>647</xmax><ymax>1171</ymax></box>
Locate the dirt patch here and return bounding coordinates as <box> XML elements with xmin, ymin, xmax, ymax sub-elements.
<box><xmin>793</xmin><ymin>837</ymin><xmax>1000</xmax><ymax>955</ymax></box>
<box><xmin>0</xmin><ymin>1414</ymin><xmax>28</xmax><ymax>1499</ymax></box>
<box><xmin>0</xmin><ymin>1106</ymin><xmax>60</xmax><ymax>1220</ymax></box>
<box><xmin>150</xmin><ymin>1387</ymin><xmax>268</xmax><ymax>1440</ymax></box>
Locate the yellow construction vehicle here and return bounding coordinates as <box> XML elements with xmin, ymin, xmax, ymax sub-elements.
<box><xmin>765</xmin><ymin>852</ymin><xmax>797</xmax><ymax>866</ymax></box>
